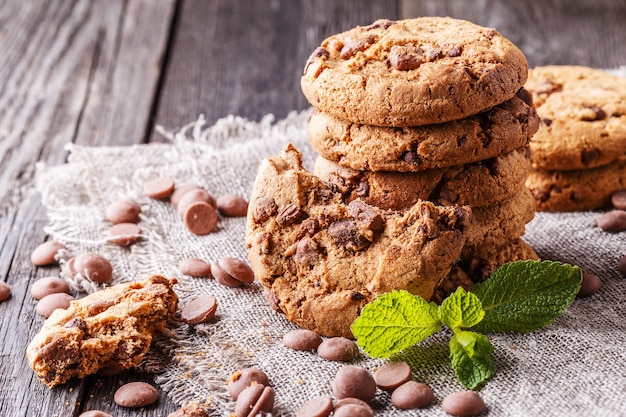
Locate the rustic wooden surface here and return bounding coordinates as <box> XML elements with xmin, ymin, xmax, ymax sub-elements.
<box><xmin>0</xmin><ymin>0</ymin><xmax>624</xmax><ymax>415</ymax></box>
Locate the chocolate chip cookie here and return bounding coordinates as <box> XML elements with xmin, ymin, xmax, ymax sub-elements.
<box><xmin>314</xmin><ymin>147</ymin><xmax>531</xmax><ymax>210</ymax></box>
<box><xmin>301</xmin><ymin>17</ymin><xmax>528</xmax><ymax>127</ymax></box>
<box><xmin>526</xmin><ymin>65</ymin><xmax>626</xmax><ymax>171</ymax></box>
<box><xmin>526</xmin><ymin>158</ymin><xmax>626</xmax><ymax>211</ymax></box>
<box><xmin>464</xmin><ymin>187</ymin><xmax>535</xmax><ymax>256</ymax></box>
<box><xmin>246</xmin><ymin>144</ymin><xmax>470</xmax><ymax>338</ymax></box>
<box><xmin>307</xmin><ymin>90</ymin><xmax>538</xmax><ymax>172</ymax></box>
<box><xmin>27</xmin><ymin>275</ymin><xmax>178</xmax><ymax>387</ymax></box>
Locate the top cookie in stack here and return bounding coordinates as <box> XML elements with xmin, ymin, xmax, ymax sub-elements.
<box><xmin>302</xmin><ymin>17</ymin><xmax>539</xmax><ymax>284</ymax></box>
<box><xmin>301</xmin><ymin>17</ymin><xmax>528</xmax><ymax>128</ymax></box>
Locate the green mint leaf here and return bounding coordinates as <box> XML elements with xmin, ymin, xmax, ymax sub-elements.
<box><xmin>470</xmin><ymin>260</ymin><xmax>582</xmax><ymax>334</ymax></box>
<box><xmin>449</xmin><ymin>330</ymin><xmax>495</xmax><ymax>389</ymax></box>
<box><xmin>351</xmin><ymin>290</ymin><xmax>441</xmax><ymax>358</ymax></box>
<box><xmin>439</xmin><ymin>287</ymin><xmax>485</xmax><ymax>330</ymax></box>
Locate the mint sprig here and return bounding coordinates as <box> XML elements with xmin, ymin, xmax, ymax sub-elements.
<box><xmin>351</xmin><ymin>260</ymin><xmax>582</xmax><ymax>389</ymax></box>
<box><xmin>470</xmin><ymin>260</ymin><xmax>582</xmax><ymax>334</ymax></box>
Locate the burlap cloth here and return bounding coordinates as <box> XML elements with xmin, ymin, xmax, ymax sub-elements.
<box><xmin>35</xmin><ymin>73</ymin><xmax>626</xmax><ymax>417</ymax></box>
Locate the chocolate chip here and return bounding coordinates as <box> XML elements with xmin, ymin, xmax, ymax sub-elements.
<box><xmin>64</xmin><ymin>317</ymin><xmax>87</xmax><ymax>331</ymax></box>
<box><xmin>31</xmin><ymin>277</ymin><xmax>71</xmax><ymax>300</ymax></box>
<box><xmin>184</xmin><ymin>202</ymin><xmax>218</xmax><ymax>235</ymax></box>
<box><xmin>515</xmin><ymin>88</ymin><xmax>533</xmax><ymax>107</ymax></box>
<box><xmin>348</xmin><ymin>200</ymin><xmax>384</xmax><ymax>231</ymax></box>
<box><xmin>31</xmin><ymin>240</ymin><xmax>65</xmax><ymax>266</ymax></box>
<box><xmin>611</xmin><ymin>190</ymin><xmax>626</xmax><ymax>210</ymax></box>
<box><xmin>88</xmin><ymin>300</ymin><xmax>115</xmax><ymax>315</ymax></box>
<box><xmin>389</xmin><ymin>53</ymin><xmax>423</xmax><ymax>70</ymax></box>
<box><xmin>0</xmin><ymin>282</ymin><xmax>11</xmax><ymax>302</ymax></box>
<box><xmin>74</xmin><ymin>253</ymin><xmax>113</xmax><ymax>283</ymax></box>
<box><xmin>447</xmin><ymin>45</ymin><xmax>463</xmax><ymax>57</ymax></box>
<box><xmin>332</xmin><ymin>366</ymin><xmax>376</xmax><ymax>402</ymax></box>
<box><xmin>38</xmin><ymin>337</ymin><xmax>78</xmax><ymax>367</ymax></box>
<box><xmin>234</xmin><ymin>384</ymin><xmax>274</xmax><ymax>417</ymax></box>
<box><xmin>296</xmin><ymin>396</ymin><xmax>334</xmax><ymax>417</ymax></box>
<box><xmin>181</xmin><ymin>295</ymin><xmax>218</xmax><ymax>324</ymax></box>
<box><xmin>276</xmin><ymin>203</ymin><xmax>304</xmax><ymax>225</ymax></box>
<box><xmin>178</xmin><ymin>258</ymin><xmax>212</xmax><ymax>277</ymax></box>
<box><xmin>597</xmin><ymin>210</ymin><xmax>626</xmax><ymax>232</ymax></box>
<box><xmin>227</xmin><ymin>368</ymin><xmax>270</xmax><ymax>400</ymax></box>
<box><xmin>36</xmin><ymin>293</ymin><xmax>74</xmax><ymax>318</ymax></box>
<box><xmin>282</xmin><ymin>329</ymin><xmax>323</xmax><ymax>351</ymax></box>
<box><xmin>105</xmin><ymin>199</ymin><xmax>141</xmax><ymax>224</ymax></box>
<box><xmin>328</xmin><ymin>220</ymin><xmax>370</xmax><ymax>251</ymax></box>
<box><xmin>442</xmin><ymin>391</ymin><xmax>486</xmax><ymax>417</ymax></box>
<box><xmin>217</xmin><ymin>194</ymin><xmax>249</xmax><ymax>217</ymax></box>
<box><xmin>333</xmin><ymin>399</ymin><xmax>374</xmax><ymax>417</ymax></box>
<box><xmin>578</xmin><ymin>273</ymin><xmax>601</xmax><ymax>298</ymax></box>
<box><xmin>114</xmin><ymin>382</ymin><xmax>159</xmax><ymax>408</ymax></box>
<box><xmin>355</xmin><ymin>181</ymin><xmax>369</xmax><ymax>197</ymax></box>
<box><xmin>143</xmin><ymin>177</ymin><xmax>175</xmax><ymax>200</ymax></box>
<box><xmin>340</xmin><ymin>37</ymin><xmax>374</xmax><ymax>60</ymax></box>
<box><xmin>391</xmin><ymin>381</ymin><xmax>434</xmax><ymax>409</ymax></box>
<box><xmin>581</xmin><ymin>148</ymin><xmax>600</xmax><ymax>166</ymax></box>
<box><xmin>374</xmin><ymin>361</ymin><xmax>412</xmax><ymax>391</ymax></box>
<box><xmin>253</xmin><ymin>197</ymin><xmax>277</xmax><ymax>222</ymax></box>
<box><xmin>177</xmin><ymin>189</ymin><xmax>217</xmax><ymax>216</ymax></box>
<box><xmin>107</xmin><ymin>222</ymin><xmax>142</xmax><ymax>246</ymax></box>
<box><xmin>425</xmin><ymin>48</ymin><xmax>442</xmax><ymax>61</ymax></box>
<box><xmin>294</xmin><ymin>237</ymin><xmax>320</xmax><ymax>266</ymax></box>
<box><xmin>401</xmin><ymin>150</ymin><xmax>421</xmax><ymax>165</ymax></box>
<box><xmin>305</xmin><ymin>47</ymin><xmax>330</xmax><ymax>73</ymax></box>
<box><xmin>298</xmin><ymin>218</ymin><xmax>320</xmax><ymax>237</ymax></box>
<box><xmin>317</xmin><ymin>337</ymin><xmax>359</xmax><ymax>362</ymax></box>
<box><xmin>170</xmin><ymin>184</ymin><xmax>203</xmax><ymax>206</ymax></box>
<box><xmin>581</xmin><ymin>105</ymin><xmax>606</xmax><ymax>121</ymax></box>
<box><xmin>541</xmin><ymin>117</ymin><xmax>553</xmax><ymax>126</ymax></box>
<box><xmin>350</xmin><ymin>291</ymin><xmax>365</xmax><ymax>301</ymax></box>
<box><xmin>212</xmin><ymin>257</ymin><xmax>255</xmax><ymax>287</ymax></box>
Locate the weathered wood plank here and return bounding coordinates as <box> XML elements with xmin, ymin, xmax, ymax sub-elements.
<box><xmin>400</xmin><ymin>0</ymin><xmax>626</xmax><ymax>68</ymax></box>
<box><xmin>0</xmin><ymin>0</ymin><xmax>176</xmax><ymax>416</ymax></box>
<box><xmin>151</xmin><ymin>0</ymin><xmax>399</xmax><ymax>137</ymax></box>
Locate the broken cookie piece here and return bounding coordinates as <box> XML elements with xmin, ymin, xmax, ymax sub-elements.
<box><xmin>26</xmin><ymin>275</ymin><xmax>178</xmax><ymax>387</ymax></box>
<box><xmin>245</xmin><ymin>144</ymin><xmax>471</xmax><ymax>338</ymax></box>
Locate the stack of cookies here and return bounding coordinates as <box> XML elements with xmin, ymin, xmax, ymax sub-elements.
<box><xmin>301</xmin><ymin>17</ymin><xmax>541</xmax><ymax>300</ymax></box>
<box><xmin>246</xmin><ymin>17</ymin><xmax>542</xmax><ymax>337</ymax></box>
<box><xmin>524</xmin><ymin>65</ymin><xmax>626</xmax><ymax>211</ymax></box>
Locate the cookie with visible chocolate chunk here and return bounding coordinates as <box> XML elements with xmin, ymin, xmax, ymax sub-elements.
<box><xmin>26</xmin><ymin>275</ymin><xmax>178</xmax><ymax>387</ymax></box>
<box><xmin>245</xmin><ymin>144</ymin><xmax>470</xmax><ymax>338</ymax></box>
<box><xmin>314</xmin><ymin>147</ymin><xmax>531</xmax><ymax>209</ymax></box>
<box><xmin>301</xmin><ymin>17</ymin><xmax>528</xmax><ymax>127</ymax></box>
<box><xmin>308</xmin><ymin>90</ymin><xmax>538</xmax><ymax>172</ymax></box>
<box><xmin>526</xmin><ymin>158</ymin><xmax>626</xmax><ymax>211</ymax></box>
<box><xmin>526</xmin><ymin>65</ymin><xmax>626</xmax><ymax>171</ymax></box>
<box><xmin>433</xmin><ymin>238</ymin><xmax>538</xmax><ymax>303</ymax></box>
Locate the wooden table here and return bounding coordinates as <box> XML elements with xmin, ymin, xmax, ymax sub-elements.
<box><xmin>1</xmin><ymin>1</ymin><xmax>624</xmax><ymax>415</ymax></box>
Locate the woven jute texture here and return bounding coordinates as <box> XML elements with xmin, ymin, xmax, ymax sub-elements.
<box><xmin>36</xmin><ymin>72</ymin><xmax>626</xmax><ymax>417</ymax></box>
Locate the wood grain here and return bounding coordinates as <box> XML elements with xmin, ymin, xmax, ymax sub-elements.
<box><xmin>150</xmin><ymin>0</ymin><xmax>398</xmax><ymax>137</ymax></box>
